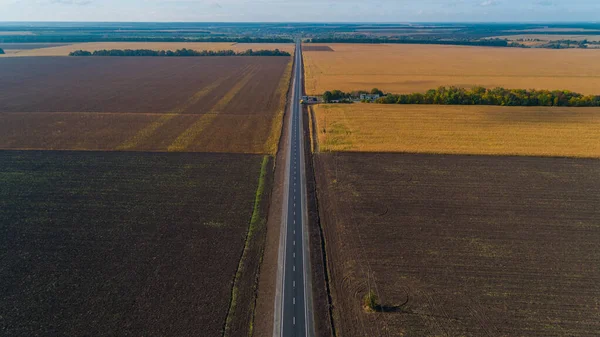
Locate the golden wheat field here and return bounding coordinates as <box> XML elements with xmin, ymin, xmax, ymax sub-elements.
<box><xmin>0</xmin><ymin>42</ymin><xmax>294</xmax><ymax>57</ymax></box>
<box><xmin>311</xmin><ymin>103</ymin><xmax>600</xmax><ymax>158</ymax></box>
<box><xmin>303</xmin><ymin>44</ymin><xmax>600</xmax><ymax>95</ymax></box>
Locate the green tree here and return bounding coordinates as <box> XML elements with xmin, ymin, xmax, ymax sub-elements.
<box><xmin>370</xmin><ymin>88</ymin><xmax>384</xmax><ymax>96</ymax></box>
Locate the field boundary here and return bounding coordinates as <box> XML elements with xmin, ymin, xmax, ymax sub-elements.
<box><xmin>250</xmin><ymin>49</ymin><xmax>295</xmax><ymax>336</ymax></box>
<box><xmin>223</xmin><ymin>155</ymin><xmax>271</xmax><ymax>337</ymax></box>
<box><xmin>308</xmin><ymin>106</ymin><xmax>319</xmax><ymax>153</ymax></box>
<box><xmin>313</xmin><ymin>149</ymin><xmax>600</xmax><ymax>160</ymax></box>
<box><xmin>302</xmin><ymin>48</ymin><xmax>335</xmax><ymax>336</ymax></box>
<box><xmin>304</xmin><ymin>107</ymin><xmax>336</xmax><ymax>336</ymax></box>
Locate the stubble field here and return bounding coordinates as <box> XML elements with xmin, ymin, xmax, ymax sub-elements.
<box><xmin>0</xmin><ymin>151</ymin><xmax>269</xmax><ymax>336</ymax></box>
<box><xmin>315</xmin><ymin>152</ymin><xmax>600</xmax><ymax>336</ymax></box>
<box><xmin>0</xmin><ymin>56</ymin><xmax>292</xmax><ymax>154</ymax></box>
<box><xmin>303</xmin><ymin>44</ymin><xmax>600</xmax><ymax>95</ymax></box>
<box><xmin>0</xmin><ymin>42</ymin><xmax>294</xmax><ymax>57</ymax></box>
<box><xmin>312</xmin><ymin>103</ymin><xmax>600</xmax><ymax>158</ymax></box>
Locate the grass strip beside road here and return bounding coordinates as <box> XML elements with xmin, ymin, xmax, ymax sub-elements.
<box><xmin>168</xmin><ymin>65</ymin><xmax>257</xmax><ymax>152</ymax></box>
<box><xmin>223</xmin><ymin>155</ymin><xmax>270</xmax><ymax>337</ymax></box>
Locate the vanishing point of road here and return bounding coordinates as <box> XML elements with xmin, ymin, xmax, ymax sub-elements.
<box><xmin>273</xmin><ymin>41</ymin><xmax>315</xmax><ymax>337</ymax></box>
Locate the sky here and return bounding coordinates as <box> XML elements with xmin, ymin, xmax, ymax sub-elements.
<box><xmin>0</xmin><ymin>0</ymin><xmax>598</xmax><ymax>22</ymax></box>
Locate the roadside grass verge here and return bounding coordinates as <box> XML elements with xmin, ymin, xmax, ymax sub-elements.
<box><xmin>223</xmin><ymin>155</ymin><xmax>270</xmax><ymax>337</ymax></box>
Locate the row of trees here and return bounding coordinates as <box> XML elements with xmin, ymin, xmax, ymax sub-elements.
<box><xmin>323</xmin><ymin>87</ymin><xmax>600</xmax><ymax>107</ymax></box>
<box><xmin>69</xmin><ymin>48</ymin><xmax>291</xmax><ymax>57</ymax></box>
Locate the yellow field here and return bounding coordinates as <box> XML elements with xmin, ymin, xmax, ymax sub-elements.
<box><xmin>303</xmin><ymin>44</ymin><xmax>600</xmax><ymax>95</ymax></box>
<box><xmin>0</xmin><ymin>42</ymin><xmax>294</xmax><ymax>57</ymax></box>
<box><xmin>312</xmin><ymin>103</ymin><xmax>600</xmax><ymax>158</ymax></box>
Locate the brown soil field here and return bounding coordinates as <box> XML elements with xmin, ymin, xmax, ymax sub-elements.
<box><xmin>0</xmin><ymin>42</ymin><xmax>294</xmax><ymax>57</ymax></box>
<box><xmin>302</xmin><ymin>45</ymin><xmax>334</xmax><ymax>52</ymax></box>
<box><xmin>0</xmin><ymin>56</ymin><xmax>292</xmax><ymax>154</ymax></box>
<box><xmin>303</xmin><ymin>44</ymin><xmax>600</xmax><ymax>95</ymax></box>
<box><xmin>0</xmin><ymin>57</ymin><xmax>284</xmax><ymax>113</ymax></box>
<box><xmin>312</xmin><ymin>104</ymin><xmax>600</xmax><ymax>158</ymax></box>
<box><xmin>0</xmin><ymin>112</ymin><xmax>161</xmax><ymax>150</ymax></box>
<box><xmin>0</xmin><ymin>150</ymin><xmax>271</xmax><ymax>336</ymax></box>
<box><xmin>314</xmin><ymin>152</ymin><xmax>600</xmax><ymax>336</ymax></box>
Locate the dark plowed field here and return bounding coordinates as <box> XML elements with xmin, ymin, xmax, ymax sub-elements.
<box><xmin>0</xmin><ymin>57</ymin><xmax>289</xmax><ymax>113</ymax></box>
<box><xmin>302</xmin><ymin>45</ymin><xmax>334</xmax><ymax>52</ymax></box>
<box><xmin>0</xmin><ymin>151</ymin><xmax>267</xmax><ymax>336</ymax></box>
<box><xmin>0</xmin><ymin>56</ymin><xmax>291</xmax><ymax>153</ymax></box>
<box><xmin>315</xmin><ymin>152</ymin><xmax>600</xmax><ymax>336</ymax></box>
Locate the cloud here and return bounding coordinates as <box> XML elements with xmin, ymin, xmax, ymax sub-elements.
<box><xmin>480</xmin><ymin>0</ymin><xmax>499</xmax><ymax>6</ymax></box>
<box><xmin>535</xmin><ymin>0</ymin><xmax>554</xmax><ymax>6</ymax></box>
<box><xmin>50</xmin><ymin>0</ymin><xmax>92</xmax><ymax>4</ymax></box>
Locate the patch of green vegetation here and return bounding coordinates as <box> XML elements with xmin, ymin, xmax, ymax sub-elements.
<box><xmin>363</xmin><ymin>290</ymin><xmax>379</xmax><ymax>312</ymax></box>
<box><xmin>323</xmin><ymin>121</ymin><xmax>353</xmax><ymax>151</ymax></box>
<box><xmin>223</xmin><ymin>155</ymin><xmax>269</xmax><ymax>337</ymax></box>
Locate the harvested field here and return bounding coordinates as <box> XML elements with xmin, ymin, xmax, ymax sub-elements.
<box><xmin>0</xmin><ymin>150</ymin><xmax>271</xmax><ymax>337</ymax></box>
<box><xmin>493</xmin><ymin>34</ymin><xmax>600</xmax><ymax>42</ymax></box>
<box><xmin>302</xmin><ymin>44</ymin><xmax>600</xmax><ymax>95</ymax></box>
<box><xmin>0</xmin><ymin>42</ymin><xmax>294</xmax><ymax>57</ymax></box>
<box><xmin>315</xmin><ymin>152</ymin><xmax>600</xmax><ymax>337</ymax></box>
<box><xmin>302</xmin><ymin>45</ymin><xmax>334</xmax><ymax>52</ymax></box>
<box><xmin>312</xmin><ymin>104</ymin><xmax>600</xmax><ymax>158</ymax></box>
<box><xmin>0</xmin><ymin>56</ymin><xmax>292</xmax><ymax>154</ymax></box>
<box><xmin>0</xmin><ymin>43</ymin><xmax>71</xmax><ymax>50</ymax></box>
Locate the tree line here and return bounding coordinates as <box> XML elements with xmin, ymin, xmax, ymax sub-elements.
<box><xmin>323</xmin><ymin>87</ymin><xmax>600</xmax><ymax>107</ymax></box>
<box><xmin>69</xmin><ymin>48</ymin><xmax>291</xmax><ymax>57</ymax></box>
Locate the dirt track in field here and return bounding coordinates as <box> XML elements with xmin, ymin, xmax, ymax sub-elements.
<box><xmin>0</xmin><ymin>151</ymin><xmax>272</xmax><ymax>337</ymax></box>
<box><xmin>315</xmin><ymin>152</ymin><xmax>600</xmax><ymax>336</ymax></box>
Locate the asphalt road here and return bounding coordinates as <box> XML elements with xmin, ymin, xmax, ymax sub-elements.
<box><xmin>273</xmin><ymin>41</ymin><xmax>314</xmax><ymax>337</ymax></box>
